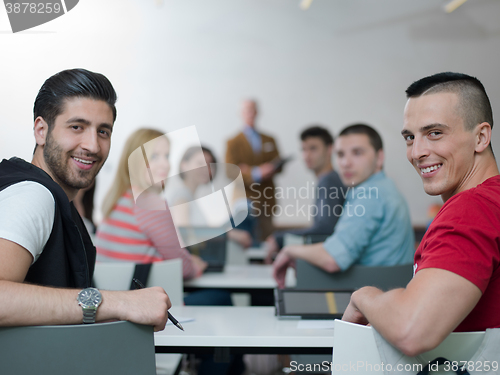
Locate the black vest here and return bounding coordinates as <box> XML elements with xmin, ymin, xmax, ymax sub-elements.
<box><xmin>0</xmin><ymin>158</ymin><xmax>95</xmax><ymax>288</ymax></box>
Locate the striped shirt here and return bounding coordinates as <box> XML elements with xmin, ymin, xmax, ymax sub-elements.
<box><xmin>95</xmin><ymin>190</ymin><xmax>196</xmax><ymax>279</ymax></box>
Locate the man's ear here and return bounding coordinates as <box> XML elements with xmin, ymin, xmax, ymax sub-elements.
<box><xmin>34</xmin><ymin>117</ymin><xmax>49</xmax><ymax>146</ymax></box>
<box><xmin>474</xmin><ymin>122</ymin><xmax>492</xmax><ymax>153</ymax></box>
<box><xmin>376</xmin><ymin>149</ymin><xmax>385</xmax><ymax>171</ymax></box>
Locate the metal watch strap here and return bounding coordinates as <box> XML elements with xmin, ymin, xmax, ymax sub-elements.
<box><xmin>82</xmin><ymin>307</ymin><xmax>97</xmax><ymax>324</ymax></box>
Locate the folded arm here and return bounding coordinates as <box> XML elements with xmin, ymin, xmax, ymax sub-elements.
<box><xmin>0</xmin><ymin>238</ymin><xmax>172</xmax><ymax>331</ymax></box>
<box><xmin>342</xmin><ymin>268</ymin><xmax>481</xmax><ymax>356</ymax></box>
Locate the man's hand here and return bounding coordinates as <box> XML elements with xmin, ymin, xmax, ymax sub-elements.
<box><xmin>342</xmin><ymin>289</ymin><xmax>370</xmax><ymax>326</ymax></box>
<box><xmin>259</xmin><ymin>162</ymin><xmax>276</xmax><ymax>181</ymax></box>
<box><xmin>191</xmin><ymin>255</ymin><xmax>208</xmax><ymax>277</ymax></box>
<box><xmin>239</xmin><ymin>163</ymin><xmax>251</xmax><ymax>175</ymax></box>
<box><xmin>228</xmin><ymin>229</ymin><xmax>253</xmax><ymax>249</ymax></box>
<box><xmin>264</xmin><ymin>235</ymin><xmax>279</xmax><ymax>264</ymax></box>
<box><xmin>272</xmin><ymin>247</ymin><xmax>296</xmax><ymax>288</ymax></box>
<box><xmin>102</xmin><ymin>287</ymin><xmax>172</xmax><ymax>332</ymax></box>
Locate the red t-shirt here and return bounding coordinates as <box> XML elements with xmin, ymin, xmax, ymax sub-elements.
<box><xmin>414</xmin><ymin>175</ymin><xmax>500</xmax><ymax>332</ymax></box>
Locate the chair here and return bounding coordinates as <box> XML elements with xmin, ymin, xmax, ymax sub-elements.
<box><xmin>93</xmin><ymin>258</ymin><xmax>183</xmax><ymax>305</ymax></box>
<box><xmin>295</xmin><ymin>260</ymin><xmax>413</xmax><ymax>290</ymax></box>
<box><xmin>332</xmin><ymin>320</ymin><xmax>488</xmax><ymax>375</ymax></box>
<box><xmin>0</xmin><ymin>321</ymin><xmax>156</xmax><ymax>375</ymax></box>
<box><xmin>93</xmin><ymin>259</ymin><xmax>184</xmax><ymax>375</ymax></box>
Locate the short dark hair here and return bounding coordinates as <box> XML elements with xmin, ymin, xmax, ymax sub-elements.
<box><xmin>33</xmin><ymin>68</ymin><xmax>117</xmax><ymax>127</ymax></box>
<box><xmin>338</xmin><ymin>123</ymin><xmax>383</xmax><ymax>152</ymax></box>
<box><xmin>300</xmin><ymin>125</ymin><xmax>334</xmax><ymax>146</ymax></box>
<box><xmin>405</xmin><ymin>72</ymin><xmax>493</xmax><ymax>132</ymax></box>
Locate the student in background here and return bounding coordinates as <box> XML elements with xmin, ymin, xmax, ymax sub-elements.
<box><xmin>265</xmin><ymin>125</ymin><xmax>345</xmax><ymax>263</ymax></box>
<box><xmin>273</xmin><ymin>124</ymin><xmax>414</xmax><ymax>288</ymax></box>
<box><xmin>167</xmin><ymin>145</ymin><xmax>253</xmax><ymax>248</ymax></box>
<box><xmin>95</xmin><ymin>128</ymin><xmax>207</xmax><ymax>279</ymax></box>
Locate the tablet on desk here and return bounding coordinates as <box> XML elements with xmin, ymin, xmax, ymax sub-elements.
<box><xmin>274</xmin><ymin>288</ymin><xmax>353</xmax><ymax>319</ymax></box>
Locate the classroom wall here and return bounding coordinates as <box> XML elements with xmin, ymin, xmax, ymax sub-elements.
<box><xmin>1</xmin><ymin>0</ymin><xmax>500</xmax><ymax>226</ymax></box>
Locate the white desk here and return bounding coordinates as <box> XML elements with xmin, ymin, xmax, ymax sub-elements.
<box><xmin>155</xmin><ymin>306</ymin><xmax>334</xmax><ymax>355</ymax></box>
<box><xmin>184</xmin><ymin>264</ymin><xmax>296</xmax><ymax>291</ymax></box>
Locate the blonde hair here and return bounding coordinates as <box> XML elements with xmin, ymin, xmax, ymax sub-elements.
<box><xmin>102</xmin><ymin>128</ymin><xmax>167</xmax><ymax>218</ymax></box>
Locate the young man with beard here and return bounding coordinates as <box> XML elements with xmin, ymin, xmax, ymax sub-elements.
<box><xmin>342</xmin><ymin>72</ymin><xmax>500</xmax><ymax>356</ymax></box>
<box><xmin>0</xmin><ymin>69</ymin><xmax>171</xmax><ymax>331</ymax></box>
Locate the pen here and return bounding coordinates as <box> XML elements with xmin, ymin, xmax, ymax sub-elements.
<box><xmin>132</xmin><ymin>278</ymin><xmax>184</xmax><ymax>331</ymax></box>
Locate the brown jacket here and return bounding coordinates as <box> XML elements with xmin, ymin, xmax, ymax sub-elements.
<box><xmin>225</xmin><ymin>131</ymin><xmax>280</xmax><ymax>209</ymax></box>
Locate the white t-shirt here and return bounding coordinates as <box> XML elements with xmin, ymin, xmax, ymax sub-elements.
<box><xmin>0</xmin><ymin>181</ymin><xmax>55</xmax><ymax>263</ymax></box>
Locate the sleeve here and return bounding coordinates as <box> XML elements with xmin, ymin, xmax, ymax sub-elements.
<box><xmin>300</xmin><ymin>173</ymin><xmax>345</xmax><ymax>236</ymax></box>
<box><xmin>322</xmin><ymin>193</ymin><xmax>383</xmax><ymax>271</ymax></box>
<box><xmin>134</xmin><ymin>202</ymin><xmax>196</xmax><ymax>280</ymax></box>
<box><xmin>417</xmin><ymin>193</ymin><xmax>500</xmax><ymax>293</ymax></box>
<box><xmin>0</xmin><ymin>181</ymin><xmax>55</xmax><ymax>263</ymax></box>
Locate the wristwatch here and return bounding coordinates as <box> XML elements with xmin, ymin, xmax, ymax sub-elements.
<box><xmin>77</xmin><ymin>287</ymin><xmax>102</xmax><ymax>324</ymax></box>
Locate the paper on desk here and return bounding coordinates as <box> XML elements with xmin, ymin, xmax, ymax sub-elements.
<box><xmin>166</xmin><ymin>316</ymin><xmax>195</xmax><ymax>326</ymax></box>
<box><xmin>297</xmin><ymin>320</ymin><xmax>335</xmax><ymax>330</ymax></box>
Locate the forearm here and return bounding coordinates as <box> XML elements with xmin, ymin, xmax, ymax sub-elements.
<box><xmin>0</xmin><ymin>281</ymin><xmax>170</xmax><ymax>331</ymax></box>
<box><xmin>285</xmin><ymin>243</ymin><xmax>340</xmax><ymax>273</ymax></box>
<box><xmin>351</xmin><ymin>286</ymin><xmax>446</xmax><ymax>356</ymax></box>
<box><xmin>350</xmin><ymin>270</ymin><xmax>481</xmax><ymax>356</ymax></box>
<box><xmin>0</xmin><ymin>281</ymin><xmax>82</xmax><ymax>326</ymax></box>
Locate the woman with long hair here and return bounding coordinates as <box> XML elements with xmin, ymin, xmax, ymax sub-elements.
<box><xmin>95</xmin><ymin>128</ymin><xmax>206</xmax><ymax>279</ymax></box>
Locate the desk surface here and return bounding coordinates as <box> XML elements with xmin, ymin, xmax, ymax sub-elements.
<box><xmin>184</xmin><ymin>264</ymin><xmax>296</xmax><ymax>290</ymax></box>
<box><xmin>155</xmin><ymin>306</ymin><xmax>334</xmax><ymax>355</ymax></box>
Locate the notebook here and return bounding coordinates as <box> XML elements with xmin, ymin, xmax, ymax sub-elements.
<box><xmin>179</xmin><ymin>228</ymin><xmax>228</xmax><ymax>273</ymax></box>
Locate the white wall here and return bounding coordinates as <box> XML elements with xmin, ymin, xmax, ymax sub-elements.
<box><xmin>1</xmin><ymin>0</ymin><xmax>500</xmax><ymax>226</ymax></box>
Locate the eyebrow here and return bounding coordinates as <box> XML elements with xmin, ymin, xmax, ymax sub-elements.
<box><xmin>66</xmin><ymin>117</ymin><xmax>91</xmax><ymax>125</ymax></box>
<box><xmin>66</xmin><ymin>117</ymin><xmax>114</xmax><ymax>131</ymax></box>
<box><xmin>401</xmin><ymin>123</ymin><xmax>449</xmax><ymax>136</ymax></box>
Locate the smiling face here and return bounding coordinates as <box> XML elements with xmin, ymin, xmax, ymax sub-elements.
<box><xmin>33</xmin><ymin>97</ymin><xmax>114</xmax><ymax>199</ymax></box>
<box><xmin>334</xmin><ymin>133</ymin><xmax>383</xmax><ymax>187</ymax></box>
<box><xmin>402</xmin><ymin>92</ymin><xmax>479</xmax><ymax>201</ymax></box>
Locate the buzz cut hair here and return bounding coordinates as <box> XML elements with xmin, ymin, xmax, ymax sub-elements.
<box><xmin>405</xmin><ymin>72</ymin><xmax>493</xmax><ymax>132</ymax></box>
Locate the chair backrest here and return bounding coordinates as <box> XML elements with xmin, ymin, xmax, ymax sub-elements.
<box><xmin>295</xmin><ymin>260</ymin><xmax>413</xmax><ymax>290</ymax></box>
<box><xmin>332</xmin><ymin>320</ymin><xmax>487</xmax><ymax>375</ymax></box>
<box><xmin>93</xmin><ymin>258</ymin><xmax>184</xmax><ymax>306</ymax></box>
<box><xmin>0</xmin><ymin>321</ymin><xmax>156</xmax><ymax>375</ymax></box>
<box><xmin>147</xmin><ymin>258</ymin><xmax>183</xmax><ymax>306</ymax></box>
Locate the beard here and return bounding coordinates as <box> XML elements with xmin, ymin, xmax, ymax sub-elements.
<box><xmin>43</xmin><ymin>131</ymin><xmax>102</xmax><ymax>190</ymax></box>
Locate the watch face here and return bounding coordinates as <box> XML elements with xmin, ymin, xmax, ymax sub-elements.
<box><xmin>78</xmin><ymin>288</ymin><xmax>102</xmax><ymax>308</ymax></box>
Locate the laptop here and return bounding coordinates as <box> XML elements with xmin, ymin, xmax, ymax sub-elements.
<box><xmin>180</xmin><ymin>229</ymin><xmax>227</xmax><ymax>273</ymax></box>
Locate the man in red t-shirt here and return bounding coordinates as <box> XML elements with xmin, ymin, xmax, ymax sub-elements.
<box><xmin>342</xmin><ymin>72</ymin><xmax>500</xmax><ymax>356</ymax></box>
